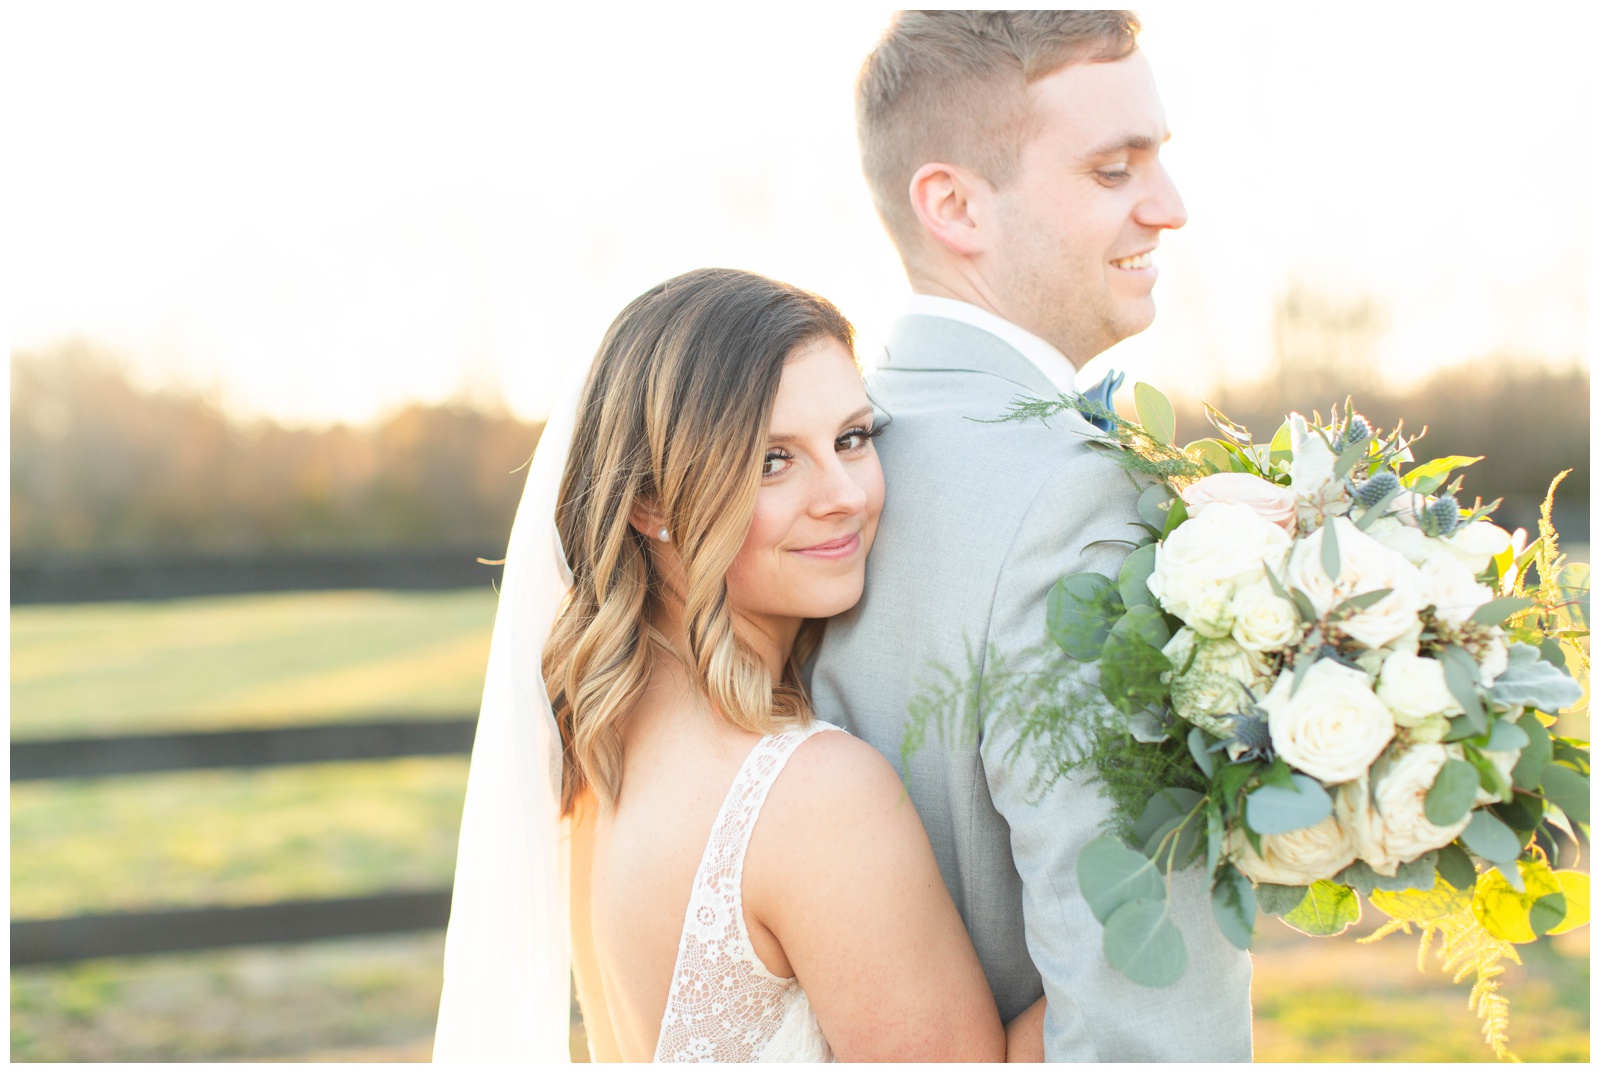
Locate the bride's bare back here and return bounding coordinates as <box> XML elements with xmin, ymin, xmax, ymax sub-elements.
<box><xmin>570</xmin><ymin>659</ymin><xmax>1003</xmax><ymax>1062</ymax></box>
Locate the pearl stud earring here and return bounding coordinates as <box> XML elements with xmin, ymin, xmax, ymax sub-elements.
<box><xmin>657</xmin><ymin>527</ymin><xmax>671</xmax><ymax>542</ymax></box>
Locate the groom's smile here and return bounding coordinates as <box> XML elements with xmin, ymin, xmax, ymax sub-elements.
<box><xmin>985</xmin><ymin>49</ymin><xmax>1186</xmax><ymax>367</ymax></box>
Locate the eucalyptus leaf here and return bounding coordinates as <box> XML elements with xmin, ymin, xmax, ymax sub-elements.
<box><xmin>1460</xmin><ymin>809</ymin><xmax>1522</xmax><ymax>864</ymax></box>
<box><xmin>1435</xmin><ymin>843</ymin><xmax>1477</xmax><ymax>893</ymax></box>
<box><xmin>1142</xmin><ymin>814</ymin><xmax>1204</xmax><ymax>873</ymax></box>
<box><xmin>1245</xmin><ymin>774</ymin><xmax>1333</xmax><ymax>835</ymax></box>
<box><xmin>1333</xmin><ymin>437</ymin><xmax>1370</xmax><ymax>480</ymax></box>
<box><xmin>1281</xmin><ymin>880</ymin><xmax>1360</xmax><ymax>936</ymax></box>
<box><xmin>1102</xmin><ymin>899</ymin><xmax>1188</xmax><ymax>987</ymax></box>
<box><xmin>1540</xmin><ymin>763</ymin><xmax>1590</xmax><ymax>824</ymax></box>
<box><xmin>1335</xmin><ymin>853</ymin><xmax>1438</xmax><ymax>895</ymax></box>
<box><xmin>1118</xmin><ymin>543</ymin><xmax>1159</xmax><ymax>610</ymax></box>
<box><xmin>1287</xmin><ymin>588</ymin><xmax>1318</xmax><ymax>624</ymax></box>
<box><xmin>1330</xmin><ymin>587</ymin><xmax>1393</xmax><ymax>616</ymax></box>
<box><xmin>1511</xmin><ymin>713</ymin><xmax>1553</xmax><ymax>790</ymax></box>
<box><xmin>1183</xmin><ymin>438</ymin><xmax>1234</xmax><ymax>474</ymax></box>
<box><xmin>1320</xmin><ymin>517</ymin><xmax>1342</xmax><ymax>581</ymax></box>
<box><xmin>1254</xmin><ymin>883</ymin><xmax>1308</xmax><ymax>916</ymax></box>
<box><xmin>1112</xmin><ymin>604</ymin><xmax>1172</xmax><ymax>650</ymax></box>
<box><xmin>1137</xmin><ymin>483</ymin><xmax>1175</xmax><ymax>529</ymax></box>
<box><xmin>1188</xmin><ymin>727</ymin><xmax>1216</xmax><ymax>779</ymax></box>
<box><xmin>1047</xmin><ymin>573</ymin><xmax>1123</xmax><ymax>661</ymax></box>
<box><xmin>1211</xmin><ymin>865</ymin><xmax>1257</xmax><ymax>950</ymax></box>
<box><xmin>1440</xmin><ymin>645</ymin><xmax>1486</xmax><ymax>732</ymax></box>
<box><xmin>1484</xmin><ymin>719</ymin><xmax>1530</xmax><ymax>753</ymax></box>
<box><xmin>1353</xmin><ymin>485</ymin><xmax>1402</xmax><ymax>531</ymax></box>
<box><xmin>1134</xmin><ymin>382</ymin><xmax>1178</xmax><ymax>446</ymax></box>
<box><xmin>1489</xmin><ymin>642</ymin><xmax>1584</xmax><ymax>712</ymax></box>
<box><xmin>1204</xmin><ymin>800</ymin><xmax>1224</xmax><ymax>879</ymax></box>
<box><xmin>1494</xmin><ymin>860</ymin><xmax>1526</xmax><ymax>893</ymax></box>
<box><xmin>1470</xmin><ymin>596</ymin><xmax>1534</xmax><ymax>627</ymax></box>
<box><xmin>1132</xmin><ymin>788</ymin><xmax>1205</xmax><ymax>845</ymax></box>
<box><xmin>1160</xmin><ymin>495</ymin><xmax>1189</xmax><ymax>539</ymax></box>
<box><xmin>1077</xmin><ymin>834</ymin><xmax>1164</xmax><ymax>925</ymax></box>
<box><xmin>1424</xmin><ymin>758</ymin><xmax>1481</xmax><ymax>826</ymax></box>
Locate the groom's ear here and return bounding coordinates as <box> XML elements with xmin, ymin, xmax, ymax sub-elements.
<box><xmin>908</xmin><ymin>162</ymin><xmax>988</xmax><ymax>257</ymax></box>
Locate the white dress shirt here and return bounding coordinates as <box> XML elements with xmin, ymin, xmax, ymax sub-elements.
<box><xmin>900</xmin><ymin>294</ymin><xmax>1079</xmax><ymax>395</ymax></box>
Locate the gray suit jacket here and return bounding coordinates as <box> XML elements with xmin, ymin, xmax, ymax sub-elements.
<box><xmin>811</xmin><ymin>315</ymin><xmax>1252</xmax><ymax>1061</ymax></box>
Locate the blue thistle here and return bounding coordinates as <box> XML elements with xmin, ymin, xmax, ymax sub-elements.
<box><xmin>1217</xmin><ymin>713</ymin><xmax>1274</xmax><ymax>763</ymax></box>
<box><xmin>1341</xmin><ymin>414</ymin><xmax>1372</xmax><ymax>448</ymax></box>
<box><xmin>1425</xmin><ymin>494</ymin><xmax>1463</xmax><ymax>537</ymax></box>
<box><xmin>1355</xmin><ymin>469</ymin><xmax>1399</xmax><ymax>507</ymax></box>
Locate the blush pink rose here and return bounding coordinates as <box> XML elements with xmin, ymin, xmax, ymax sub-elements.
<box><xmin>1181</xmin><ymin>472</ymin><xmax>1297</xmax><ymax>532</ymax></box>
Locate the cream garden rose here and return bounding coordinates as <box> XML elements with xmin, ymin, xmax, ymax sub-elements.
<box><xmin>1376</xmin><ymin>649</ymin><xmax>1461</xmax><ymax>726</ymax></box>
<box><xmin>1263</xmin><ymin>660</ymin><xmax>1395</xmax><ymax>784</ymax></box>
<box><xmin>1285</xmin><ymin>516</ymin><xmax>1424</xmax><ymax>649</ymax></box>
<box><xmin>1146</xmin><ymin>503</ymin><xmax>1292</xmax><ymax>634</ymax></box>
<box><xmin>1227</xmin><ymin>814</ymin><xmax>1357</xmax><ymax>887</ymax></box>
<box><xmin>1438</xmin><ymin>520</ymin><xmax>1513</xmax><ymax>575</ymax></box>
<box><xmin>1229</xmin><ymin>583</ymin><xmax>1301</xmax><ymax>653</ymax></box>
<box><xmin>1335</xmin><ymin>745</ymin><xmax>1473</xmax><ymax>875</ymax></box>
<box><xmin>1180</xmin><ymin>472</ymin><xmax>1296</xmax><ymax>532</ymax></box>
<box><xmin>1417</xmin><ymin>552</ymin><xmax>1493</xmax><ymax>625</ymax></box>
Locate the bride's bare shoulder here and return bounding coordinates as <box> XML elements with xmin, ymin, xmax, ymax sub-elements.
<box><xmin>751</xmin><ymin>726</ymin><xmax>925</xmax><ymax>869</ymax></box>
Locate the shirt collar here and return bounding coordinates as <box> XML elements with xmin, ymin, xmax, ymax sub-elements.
<box><xmin>898</xmin><ymin>294</ymin><xmax>1078</xmax><ymax>395</ymax></box>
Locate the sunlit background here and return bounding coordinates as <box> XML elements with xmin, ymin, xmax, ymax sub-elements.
<box><xmin>9</xmin><ymin>2</ymin><xmax>1592</xmax><ymax>1063</ymax></box>
<box><xmin>10</xmin><ymin>2</ymin><xmax>1590</xmax><ymax>421</ymax></box>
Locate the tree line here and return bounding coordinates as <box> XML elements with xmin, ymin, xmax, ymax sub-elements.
<box><xmin>11</xmin><ymin>342</ymin><xmax>542</xmax><ymax>557</ymax></box>
<box><xmin>11</xmin><ymin>326</ymin><xmax>1589</xmax><ymax>558</ymax></box>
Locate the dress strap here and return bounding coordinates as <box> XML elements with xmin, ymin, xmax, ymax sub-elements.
<box><xmin>653</xmin><ymin>720</ymin><xmax>841</xmax><ymax>1062</ymax></box>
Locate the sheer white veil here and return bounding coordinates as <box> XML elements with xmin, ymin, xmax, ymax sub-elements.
<box><xmin>432</xmin><ymin>360</ymin><xmax>589</xmax><ymax>1063</ymax></box>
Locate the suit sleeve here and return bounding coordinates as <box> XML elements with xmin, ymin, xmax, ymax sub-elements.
<box><xmin>976</xmin><ymin>451</ymin><xmax>1254</xmax><ymax>1062</ymax></box>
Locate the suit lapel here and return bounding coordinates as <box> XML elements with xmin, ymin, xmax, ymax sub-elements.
<box><xmin>880</xmin><ymin>314</ymin><xmax>1059</xmax><ymax>399</ymax></box>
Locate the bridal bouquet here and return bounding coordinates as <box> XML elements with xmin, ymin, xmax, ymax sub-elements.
<box><xmin>928</xmin><ymin>387</ymin><xmax>1590</xmax><ymax>1059</ymax></box>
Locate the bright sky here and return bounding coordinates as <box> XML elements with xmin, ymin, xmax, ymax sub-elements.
<box><xmin>7</xmin><ymin>3</ymin><xmax>1592</xmax><ymax>425</ymax></box>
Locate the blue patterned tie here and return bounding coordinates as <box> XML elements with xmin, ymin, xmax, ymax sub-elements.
<box><xmin>1079</xmin><ymin>369</ymin><xmax>1125</xmax><ymax>432</ymax></box>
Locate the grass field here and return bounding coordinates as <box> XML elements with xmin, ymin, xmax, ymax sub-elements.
<box><xmin>9</xmin><ymin>589</ymin><xmax>1590</xmax><ymax>1062</ymax></box>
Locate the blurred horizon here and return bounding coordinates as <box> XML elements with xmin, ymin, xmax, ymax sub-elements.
<box><xmin>8</xmin><ymin>2</ymin><xmax>1592</xmax><ymax>426</ymax></box>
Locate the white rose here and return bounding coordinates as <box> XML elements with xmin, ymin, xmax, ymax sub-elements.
<box><xmin>1417</xmin><ymin>552</ymin><xmax>1494</xmax><ymax>626</ymax></box>
<box><xmin>1187</xmin><ymin>582</ymin><xmax>1237</xmax><ymax>639</ymax></box>
<box><xmin>1288</xmin><ymin>413</ymin><xmax>1336</xmax><ymax>497</ymax></box>
<box><xmin>1478</xmin><ymin>632</ymin><xmax>1510</xmax><ymax>688</ymax></box>
<box><xmin>1376</xmin><ymin>650</ymin><xmax>1462</xmax><ymax>726</ymax></box>
<box><xmin>1147</xmin><ymin>503</ymin><xmax>1292</xmax><ymax>627</ymax></box>
<box><xmin>1438</xmin><ymin>521</ymin><xmax>1513</xmax><ymax>575</ymax></box>
<box><xmin>1227</xmin><ymin>814</ymin><xmax>1357</xmax><ymax>887</ymax></box>
<box><xmin>1230</xmin><ymin>583</ymin><xmax>1301</xmax><ymax>653</ymax></box>
<box><xmin>1162</xmin><ymin>629</ymin><xmax>1273</xmax><ymax>734</ymax></box>
<box><xmin>1284</xmin><ymin>516</ymin><xmax>1425</xmax><ymax>649</ymax></box>
<box><xmin>1366</xmin><ymin>514</ymin><xmax>1431</xmax><ymax>566</ymax></box>
<box><xmin>1263</xmin><ymin>660</ymin><xmax>1395</xmax><ymax>784</ymax></box>
<box><xmin>1336</xmin><ymin>746</ymin><xmax>1473</xmax><ymax>875</ymax></box>
<box><xmin>1181</xmin><ymin>472</ymin><xmax>1297</xmax><ymax>533</ymax></box>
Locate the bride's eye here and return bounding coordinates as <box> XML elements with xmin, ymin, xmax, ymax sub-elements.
<box><xmin>762</xmin><ymin>448</ymin><xmax>792</xmax><ymax>478</ymax></box>
<box><xmin>835</xmin><ymin>425</ymin><xmax>881</xmax><ymax>453</ymax></box>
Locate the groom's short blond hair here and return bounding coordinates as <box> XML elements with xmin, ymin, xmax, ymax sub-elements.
<box><xmin>857</xmin><ymin>10</ymin><xmax>1140</xmax><ymax>254</ymax></box>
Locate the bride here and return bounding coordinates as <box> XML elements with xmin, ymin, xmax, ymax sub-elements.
<box><xmin>434</xmin><ymin>268</ymin><xmax>1037</xmax><ymax>1062</ymax></box>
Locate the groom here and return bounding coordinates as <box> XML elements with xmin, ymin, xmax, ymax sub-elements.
<box><xmin>812</xmin><ymin>11</ymin><xmax>1252</xmax><ymax>1061</ymax></box>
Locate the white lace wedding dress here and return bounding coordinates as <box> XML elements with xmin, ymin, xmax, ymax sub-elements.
<box><xmin>652</xmin><ymin>720</ymin><xmax>841</xmax><ymax>1063</ymax></box>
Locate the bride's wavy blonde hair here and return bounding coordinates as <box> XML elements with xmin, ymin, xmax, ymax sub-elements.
<box><xmin>544</xmin><ymin>268</ymin><xmax>856</xmax><ymax>815</ymax></box>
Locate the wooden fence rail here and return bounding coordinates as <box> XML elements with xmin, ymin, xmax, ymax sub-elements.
<box><xmin>10</xmin><ymin>717</ymin><xmax>477</xmax><ymax>781</ymax></box>
<box><xmin>10</xmin><ymin>717</ymin><xmax>478</xmax><ymax>966</ymax></box>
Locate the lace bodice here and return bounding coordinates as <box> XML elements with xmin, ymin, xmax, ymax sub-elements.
<box><xmin>652</xmin><ymin>721</ymin><xmax>840</xmax><ymax>1063</ymax></box>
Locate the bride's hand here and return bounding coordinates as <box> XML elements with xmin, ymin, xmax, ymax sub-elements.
<box><xmin>1006</xmin><ymin>997</ymin><xmax>1046</xmax><ymax>1063</ymax></box>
